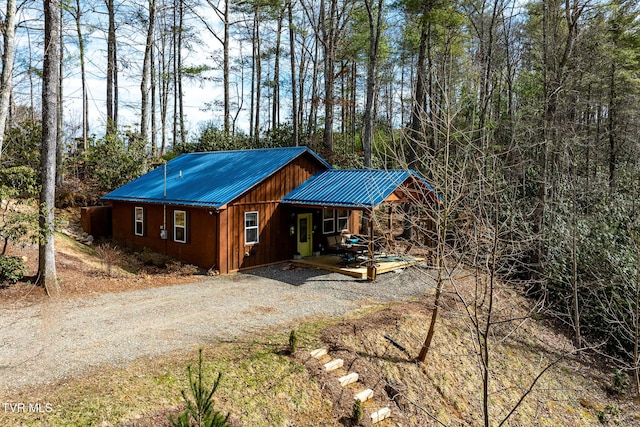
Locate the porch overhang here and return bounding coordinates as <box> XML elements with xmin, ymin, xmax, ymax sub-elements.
<box><xmin>281</xmin><ymin>169</ymin><xmax>440</xmax><ymax>210</ymax></box>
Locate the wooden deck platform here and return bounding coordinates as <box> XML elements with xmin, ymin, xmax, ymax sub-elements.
<box><xmin>291</xmin><ymin>254</ymin><xmax>424</xmax><ymax>279</ymax></box>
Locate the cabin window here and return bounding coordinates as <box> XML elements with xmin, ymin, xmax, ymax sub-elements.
<box><xmin>322</xmin><ymin>209</ymin><xmax>335</xmax><ymax>234</ymax></box>
<box><xmin>134</xmin><ymin>207</ymin><xmax>144</xmax><ymax>236</ymax></box>
<box><xmin>323</xmin><ymin>209</ymin><xmax>349</xmax><ymax>234</ymax></box>
<box><xmin>245</xmin><ymin>211</ymin><xmax>259</xmax><ymax>244</ymax></box>
<box><xmin>174</xmin><ymin>210</ymin><xmax>187</xmax><ymax>243</ymax></box>
<box><xmin>337</xmin><ymin>209</ymin><xmax>349</xmax><ymax>232</ymax></box>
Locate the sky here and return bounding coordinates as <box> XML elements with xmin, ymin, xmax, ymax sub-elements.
<box><xmin>10</xmin><ymin>1</ymin><xmax>248</xmax><ymax>145</ymax></box>
<box><xmin>63</xmin><ymin>4</ymin><xmax>230</xmax><ymax>140</ymax></box>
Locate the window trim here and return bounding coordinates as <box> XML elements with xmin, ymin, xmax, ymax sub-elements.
<box><xmin>173</xmin><ymin>210</ymin><xmax>187</xmax><ymax>243</ymax></box>
<box><xmin>134</xmin><ymin>206</ymin><xmax>144</xmax><ymax>236</ymax></box>
<box><xmin>244</xmin><ymin>211</ymin><xmax>259</xmax><ymax>245</ymax></box>
<box><xmin>337</xmin><ymin>209</ymin><xmax>349</xmax><ymax>232</ymax></box>
<box><xmin>322</xmin><ymin>208</ymin><xmax>335</xmax><ymax>234</ymax></box>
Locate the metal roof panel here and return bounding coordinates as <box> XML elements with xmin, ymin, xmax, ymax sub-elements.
<box><xmin>282</xmin><ymin>169</ymin><xmax>435</xmax><ymax>209</ymax></box>
<box><xmin>102</xmin><ymin>147</ymin><xmax>330</xmax><ymax>208</ymax></box>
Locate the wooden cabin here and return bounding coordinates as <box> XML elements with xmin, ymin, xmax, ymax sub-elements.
<box><xmin>101</xmin><ymin>147</ymin><xmax>439</xmax><ymax>274</ymax></box>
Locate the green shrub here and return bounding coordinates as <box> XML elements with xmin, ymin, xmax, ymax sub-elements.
<box><xmin>86</xmin><ymin>133</ymin><xmax>147</xmax><ymax>192</ymax></box>
<box><xmin>612</xmin><ymin>369</ymin><xmax>629</xmax><ymax>394</ymax></box>
<box><xmin>0</xmin><ymin>255</ymin><xmax>27</xmax><ymax>283</ymax></box>
<box><xmin>598</xmin><ymin>403</ymin><xmax>620</xmax><ymax>424</ymax></box>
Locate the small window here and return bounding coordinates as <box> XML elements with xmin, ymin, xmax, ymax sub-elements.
<box><xmin>245</xmin><ymin>211</ymin><xmax>259</xmax><ymax>244</ymax></box>
<box><xmin>134</xmin><ymin>207</ymin><xmax>144</xmax><ymax>236</ymax></box>
<box><xmin>174</xmin><ymin>210</ymin><xmax>187</xmax><ymax>243</ymax></box>
<box><xmin>322</xmin><ymin>209</ymin><xmax>335</xmax><ymax>234</ymax></box>
<box><xmin>337</xmin><ymin>209</ymin><xmax>349</xmax><ymax>232</ymax></box>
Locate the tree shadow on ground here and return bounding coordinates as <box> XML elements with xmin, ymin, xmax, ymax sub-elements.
<box><xmin>244</xmin><ymin>262</ymin><xmax>361</xmax><ymax>287</ymax></box>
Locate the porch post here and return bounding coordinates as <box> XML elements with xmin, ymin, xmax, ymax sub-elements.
<box><xmin>217</xmin><ymin>208</ymin><xmax>229</xmax><ymax>274</ymax></box>
<box><xmin>367</xmin><ymin>209</ymin><xmax>376</xmax><ymax>281</ymax></box>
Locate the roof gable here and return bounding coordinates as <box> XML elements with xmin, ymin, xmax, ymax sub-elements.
<box><xmin>102</xmin><ymin>147</ymin><xmax>330</xmax><ymax>208</ymax></box>
<box><xmin>281</xmin><ymin>169</ymin><xmax>439</xmax><ymax>209</ymax></box>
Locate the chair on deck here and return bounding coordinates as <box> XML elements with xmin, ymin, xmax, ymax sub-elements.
<box><xmin>325</xmin><ymin>232</ymin><xmax>367</xmax><ymax>266</ymax></box>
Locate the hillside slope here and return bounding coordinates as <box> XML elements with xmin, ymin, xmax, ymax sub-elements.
<box><xmin>295</xmin><ymin>277</ymin><xmax>640</xmax><ymax>426</ymax></box>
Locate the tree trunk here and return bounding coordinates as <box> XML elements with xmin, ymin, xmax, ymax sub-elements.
<box><xmin>106</xmin><ymin>0</ymin><xmax>118</xmax><ymax>135</ymax></box>
<box><xmin>320</xmin><ymin>0</ymin><xmax>336</xmax><ymax>159</ymax></box>
<box><xmin>406</xmin><ymin>23</ymin><xmax>428</xmax><ymax>170</ymax></box>
<box><xmin>171</xmin><ymin>0</ymin><xmax>185</xmax><ymax>147</ymax></box>
<box><xmin>158</xmin><ymin>16</ymin><xmax>169</xmax><ymax>155</ymax></box>
<box><xmin>254</xmin><ymin>7</ymin><xmax>261</xmax><ymax>146</ymax></box>
<box><xmin>288</xmin><ymin>0</ymin><xmax>298</xmax><ymax>146</ymax></box>
<box><xmin>72</xmin><ymin>0</ymin><xmax>88</xmax><ymax>152</ymax></box>
<box><xmin>571</xmin><ymin>162</ymin><xmax>581</xmax><ymax>348</ymax></box>
<box><xmin>608</xmin><ymin>62</ymin><xmax>616</xmax><ymax>194</ymax></box>
<box><xmin>141</xmin><ymin>0</ymin><xmax>156</xmax><ymax>145</ymax></box>
<box><xmin>401</xmin><ymin>22</ymin><xmax>428</xmax><ymax>241</ymax></box>
<box><xmin>362</xmin><ymin>0</ymin><xmax>383</xmax><ymax>168</ymax></box>
<box><xmin>151</xmin><ymin>33</ymin><xmax>157</xmax><ymax>155</ymax></box>
<box><xmin>56</xmin><ymin>5</ymin><xmax>64</xmax><ymax>187</ymax></box>
<box><xmin>177</xmin><ymin>0</ymin><xmax>185</xmax><ymax>145</ymax></box>
<box><xmin>635</xmin><ymin>245</ymin><xmax>640</xmax><ymax>395</ymax></box>
<box><xmin>40</xmin><ymin>0</ymin><xmax>60</xmax><ymax>296</ymax></box>
<box><xmin>172</xmin><ymin>0</ymin><xmax>178</xmax><ymax>145</ymax></box>
<box><xmin>223</xmin><ymin>0</ymin><xmax>230</xmax><ymax>141</ymax></box>
<box><xmin>0</xmin><ymin>0</ymin><xmax>17</xmax><ymax>159</ymax></box>
<box><xmin>27</xmin><ymin>26</ymin><xmax>35</xmax><ymax>121</ymax></box>
<box><xmin>309</xmin><ymin>32</ymin><xmax>320</xmax><ymax>135</ymax></box>
<box><xmin>272</xmin><ymin>7</ymin><xmax>284</xmax><ymax>132</ymax></box>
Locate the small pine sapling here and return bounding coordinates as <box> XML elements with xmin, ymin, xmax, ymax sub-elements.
<box><xmin>351</xmin><ymin>398</ymin><xmax>363</xmax><ymax>425</ymax></box>
<box><xmin>169</xmin><ymin>348</ymin><xmax>231</xmax><ymax>427</ymax></box>
<box><xmin>289</xmin><ymin>329</ymin><xmax>298</xmax><ymax>353</ymax></box>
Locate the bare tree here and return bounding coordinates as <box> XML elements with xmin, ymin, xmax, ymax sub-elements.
<box><xmin>172</xmin><ymin>0</ymin><xmax>185</xmax><ymax>146</ymax></box>
<box><xmin>319</xmin><ymin>0</ymin><xmax>335</xmax><ymax>157</ymax></box>
<box><xmin>0</xmin><ymin>0</ymin><xmax>17</xmax><ymax>159</ymax></box>
<box><xmin>140</xmin><ymin>0</ymin><xmax>156</xmax><ymax>146</ymax></box>
<box><xmin>105</xmin><ymin>0</ymin><xmax>118</xmax><ymax>135</ymax></box>
<box><xmin>196</xmin><ymin>0</ymin><xmax>232</xmax><ymax>141</ymax></box>
<box><xmin>287</xmin><ymin>0</ymin><xmax>298</xmax><ymax>146</ymax></box>
<box><xmin>415</xmin><ymin>96</ymin><xmax>467</xmax><ymax>363</ymax></box>
<box><xmin>157</xmin><ymin>2</ymin><xmax>171</xmax><ymax>155</ymax></box>
<box><xmin>362</xmin><ymin>0</ymin><xmax>383</xmax><ymax>168</ymax></box>
<box><xmin>56</xmin><ymin>3</ymin><xmax>64</xmax><ymax>186</ymax></box>
<box><xmin>299</xmin><ymin>0</ymin><xmax>321</xmax><ymax>136</ymax></box>
<box><xmin>69</xmin><ymin>0</ymin><xmax>89</xmax><ymax>152</ymax></box>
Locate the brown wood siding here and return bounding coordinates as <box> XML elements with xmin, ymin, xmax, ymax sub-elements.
<box><xmin>349</xmin><ymin>211</ymin><xmax>361</xmax><ymax>235</ymax></box>
<box><xmin>80</xmin><ymin>205</ymin><xmax>112</xmax><ymax>238</ymax></box>
<box><xmin>111</xmin><ymin>152</ymin><xmax>326</xmax><ymax>274</ymax></box>
<box><xmin>110</xmin><ymin>201</ymin><xmax>218</xmax><ymax>269</ymax></box>
<box><xmin>225</xmin><ymin>153</ymin><xmax>324</xmax><ymax>272</ymax></box>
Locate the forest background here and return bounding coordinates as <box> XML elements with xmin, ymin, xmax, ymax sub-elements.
<box><xmin>2</xmin><ymin>0</ymin><xmax>640</xmax><ymax>397</ymax></box>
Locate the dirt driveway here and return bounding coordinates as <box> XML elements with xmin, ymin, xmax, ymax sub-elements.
<box><xmin>0</xmin><ymin>264</ymin><xmax>434</xmax><ymax>394</ymax></box>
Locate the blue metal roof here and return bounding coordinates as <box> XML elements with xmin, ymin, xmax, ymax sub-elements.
<box><xmin>102</xmin><ymin>146</ymin><xmax>330</xmax><ymax>208</ymax></box>
<box><xmin>281</xmin><ymin>169</ymin><xmax>439</xmax><ymax>209</ymax></box>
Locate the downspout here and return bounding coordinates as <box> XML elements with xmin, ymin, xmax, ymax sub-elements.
<box><xmin>163</xmin><ymin>161</ymin><xmax>167</xmax><ymax>230</ymax></box>
<box><xmin>162</xmin><ymin>162</ymin><xmax>168</xmax><ymax>253</ymax></box>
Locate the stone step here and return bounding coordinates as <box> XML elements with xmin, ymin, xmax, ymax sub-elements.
<box><xmin>370</xmin><ymin>407</ymin><xmax>391</xmax><ymax>424</ymax></box>
<box><xmin>354</xmin><ymin>388</ymin><xmax>374</xmax><ymax>402</ymax></box>
<box><xmin>323</xmin><ymin>358</ymin><xmax>344</xmax><ymax>372</ymax></box>
<box><xmin>310</xmin><ymin>348</ymin><xmax>328</xmax><ymax>359</ymax></box>
<box><xmin>338</xmin><ymin>372</ymin><xmax>359</xmax><ymax>386</ymax></box>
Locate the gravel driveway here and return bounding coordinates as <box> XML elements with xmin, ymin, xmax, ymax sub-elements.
<box><xmin>0</xmin><ymin>264</ymin><xmax>434</xmax><ymax>394</ymax></box>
